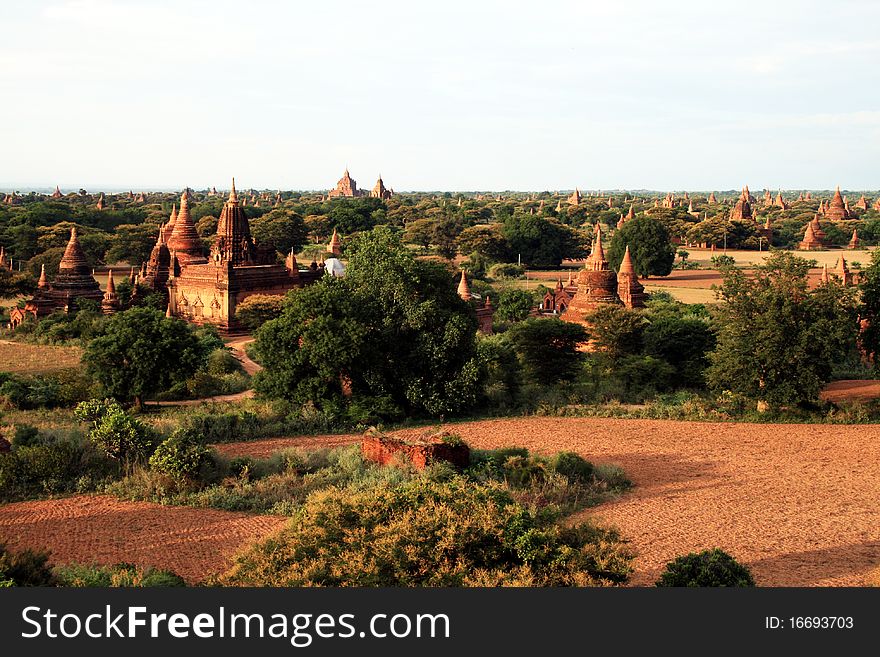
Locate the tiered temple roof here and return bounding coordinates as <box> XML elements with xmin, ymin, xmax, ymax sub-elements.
<box><xmin>798</xmin><ymin>221</ymin><xmax>824</xmax><ymax>250</ymax></box>
<box><xmin>825</xmin><ymin>186</ymin><xmax>851</xmax><ymax>220</ymax></box>
<box><xmin>568</xmin><ymin>188</ymin><xmax>581</xmax><ymax>206</ymax></box>
<box><xmin>166</xmin><ymin>191</ymin><xmax>207</xmax><ymax>265</ymax></box>
<box><xmin>328</xmin><ymin>168</ymin><xmax>363</xmax><ymax>198</ymax></box>
<box><xmin>566</xmin><ymin>228</ymin><xmax>620</xmax><ymax>318</ymax></box>
<box><xmin>370</xmin><ymin>176</ymin><xmax>392</xmax><ymax>200</ymax></box>
<box><xmin>730</xmin><ymin>187</ymin><xmax>752</xmax><ymax>221</ymax></box>
<box><xmin>167</xmin><ymin>179</ymin><xmax>322</xmax><ymax>331</ymax></box>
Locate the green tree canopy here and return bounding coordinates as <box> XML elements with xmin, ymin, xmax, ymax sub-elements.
<box><xmin>859</xmin><ymin>248</ymin><xmax>880</xmax><ymax>361</ymax></box>
<box><xmin>505</xmin><ymin>317</ymin><xmax>586</xmax><ymax>383</ymax></box>
<box><xmin>253</xmin><ymin>227</ymin><xmax>483</xmax><ymax>420</ymax></box>
<box><xmin>706</xmin><ymin>252</ymin><xmax>861</xmax><ymax>410</ymax></box>
<box><xmin>607</xmin><ymin>215</ymin><xmax>675</xmax><ymax>277</ymax></box>
<box><xmin>501</xmin><ymin>215</ymin><xmax>587</xmax><ymax>267</ymax></box>
<box><xmin>82</xmin><ymin>307</ymin><xmax>205</xmax><ymax>407</ymax></box>
<box><xmin>250</xmin><ymin>209</ymin><xmax>308</xmax><ymax>255</ymax></box>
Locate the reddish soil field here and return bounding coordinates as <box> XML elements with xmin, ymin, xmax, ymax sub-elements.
<box><xmin>821</xmin><ymin>380</ymin><xmax>880</xmax><ymax>403</ymax></box>
<box><xmin>0</xmin><ymin>495</ymin><xmax>287</xmax><ymax>583</ymax></box>
<box><xmin>218</xmin><ymin>418</ymin><xmax>880</xmax><ymax>587</ymax></box>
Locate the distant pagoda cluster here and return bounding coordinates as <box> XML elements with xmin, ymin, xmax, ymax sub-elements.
<box><xmin>327</xmin><ymin>168</ymin><xmax>393</xmax><ymax>200</ymax></box>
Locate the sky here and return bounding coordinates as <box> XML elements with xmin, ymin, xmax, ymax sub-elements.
<box><xmin>1</xmin><ymin>0</ymin><xmax>879</xmax><ymax>192</ymax></box>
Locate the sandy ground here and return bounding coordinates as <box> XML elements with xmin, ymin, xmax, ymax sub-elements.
<box><xmin>214</xmin><ymin>417</ymin><xmax>880</xmax><ymax>587</ymax></box>
<box><xmin>0</xmin><ymin>495</ymin><xmax>287</xmax><ymax>583</ymax></box>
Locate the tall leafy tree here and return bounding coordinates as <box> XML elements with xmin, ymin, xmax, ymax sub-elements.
<box><xmin>607</xmin><ymin>215</ymin><xmax>675</xmax><ymax>277</ymax></box>
<box><xmin>706</xmin><ymin>252</ymin><xmax>860</xmax><ymax>411</ymax></box>
<box><xmin>250</xmin><ymin>209</ymin><xmax>308</xmax><ymax>255</ymax></box>
<box><xmin>83</xmin><ymin>307</ymin><xmax>204</xmax><ymax>407</ymax></box>
<box><xmin>501</xmin><ymin>214</ymin><xmax>587</xmax><ymax>267</ymax></box>
<box><xmin>859</xmin><ymin>248</ymin><xmax>880</xmax><ymax>361</ymax></box>
<box><xmin>505</xmin><ymin>317</ymin><xmax>586</xmax><ymax>382</ymax></box>
<box><xmin>253</xmin><ymin>227</ymin><xmax>483</xmax><ymax>419</ymax></box>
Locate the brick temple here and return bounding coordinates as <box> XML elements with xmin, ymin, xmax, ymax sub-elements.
<box><xmin>9</xmin><ymin>227</ymin><xmax>104</xmax><ymax>327</ymax></box>
<box><xmin>166</xmin><ymin>180</ymin><xmax>322</xmax><ymax>331</ymax></box>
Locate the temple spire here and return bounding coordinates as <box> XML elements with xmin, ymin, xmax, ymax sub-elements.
<box><xmin>619</xmin><ymin>245</ymin><xmax>635</xmax><ymax>275</ymax></box>
<box><xmin>457</xmin><ymin>269</ymin><xmax>471</xmax><ymax>300</ymax></box>
<box><xmin>229</xmin><ymin>177</ymin><xmax>238</xmax><ymax>203</ymax></box>
<box><xmin>37</xmin><ymin>264</ymin><xmax>49</xmax><ymax>289</ymax></box>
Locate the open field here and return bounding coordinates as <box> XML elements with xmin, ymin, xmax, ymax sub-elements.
<box><xmin>0</xmin><ymin>495</ymin><xmax>287</xmax><ymax>584</ymax></box>
<box><xmin>0</xmin><ymin>340</ymin><xmax>82</xmax><ymax>374</ymax></box>
<box><xmin>215</xmin><ymin>417</ymin><xmax>880</xmax><ymax>587</ymax></box>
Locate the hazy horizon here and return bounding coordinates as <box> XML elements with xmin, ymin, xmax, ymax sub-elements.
<box><xmin>3</xmin><ymin>0</ymin><xmax>879</xmax><ymax>191</ymax></box>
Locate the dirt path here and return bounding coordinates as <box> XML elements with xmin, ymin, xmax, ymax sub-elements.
<box><xmin>0</xmin><ymin>495</ymin><xmax>287</xmax><ymax>584</ymax></box>
<box><xmin>151</xmin><ymin>337</ymin><xmax>261</xmax><ymax>407</ymax></box>
<box><xmin>217</xmin><ymin>418</ymin><xmax>880</xmax><ymax>587</ymax></box>
<box><xmin>821</xmin><ymin>380</ymin><xmax>880</xmax><ymax>403</ymax></box>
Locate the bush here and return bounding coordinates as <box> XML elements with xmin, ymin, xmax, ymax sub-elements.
<box><xmin>182</xmin><ymin>410</ymin><xmax>263</xmax><ymax>444</ymax></box>
<box><xmin>74</xmin><ymin>399</ymin><xmax>157</xmax><ymax>462</ymax></box>
<box><xmin>0</xmin><ymin>543</ymin><xmax>55</xmax><ymax>586</ymax></box>
<box><xmin>0</xmin><ymin>439</ymin><xmax>115</xmax><ymax>502</ymax></box>
<box><xmin>655</xmin><ymin>548</ymin><xmax>755</xmax><ymax>587</ymax></box>
<box><xmin>53</xmin><ymin>563</ymin><xmax>186</xmax><ymax>587</ymax></box>
<box><xmin>206</xmin><ymin>349</ymin><xmax>243</xmax><ymax>376</ymax></box>
<box><xmin>487</xmin><ymin>263</ymin><xmax>525</xmax><ymax>280</ymax></box>
<box><xmin>218</xmin><ymin>476</ymin><xmax>633</xmax><ymax>586</ymax></box>
<box><xmin>12</xmin><ymin>424</ymin><xmax>41</xmax><ymax>448</ymax></box>
<box><xmin>149</xmin><ymin>431</ymin><xmax>212</xmax><ymax>481</ymax></box>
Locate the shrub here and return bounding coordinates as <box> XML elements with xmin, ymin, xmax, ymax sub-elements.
<box><xmin>487</xmin><ymin>263</ymin><xmax>525</xmax><ymax>280</ymax></box>
<box><xmin>53</xmin><ymin>563</ymin><xmax>186</xmax><ymax>587</ymax></box>
<box><xmin>218</xmin><ymin>477</ymin><xmax>633</xmax><ymax>586</ymax></box>
<box><xmin>182</xmin><ymin>410</ymin><xmax>263</xmax><ymax>444</ymax></box>
<box><xmin>74</xmin><ymin>399</ymin><xmax>157</xmax><ymax>462</ymax></box>
<box><xmin>0</xmin><ymin>543</ymin><xmax>55</xmax><ymax>586</ymax></box>
<box><xmin>206</xmin><ymin>349</ymin><xmax>243</xmax><ymax>376</ymax></box>
<box><xmin>12</xmin><ymin>424</ymin><xmax>41</xmax><ymax>448</ymax></box>
<box><xmin>548</xmin><ymin>451</ymin><xmax>595</xmax><ymax>484</ymax></box>
<box><xmin>149</xmin><ymin>431</ymin><xmax>212</xmax><ymax>481</ymax></box>
<box><xmin>655</xmin><ymin>548</ymin><xmax>755</xmax><ymax>587</ymax></box>
<box><xmin>0</xmin><ymin>439</ymin><xmax>115</xmax><ymax>502</ymax></box>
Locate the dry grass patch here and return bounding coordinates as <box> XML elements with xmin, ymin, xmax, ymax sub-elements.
<box><xmin>0</xmin><ymin>341</ymin><xmax>82</xmax><ymax>374</ymax></box>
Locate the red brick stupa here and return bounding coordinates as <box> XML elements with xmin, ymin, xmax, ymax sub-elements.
<box><xmin>9</xmin><ymin>227</ymin><xmax>104</xmax><ymax>327</ymax></box>
<box><xmin>566</xmin><ymin>228</ymin><xmax>621</xmax><ymax>320</ymax></box>
<box><xmin>616</xmin><ymin>246</ymin><xmax>647</xmax><ymax>309</ymax></box>
<box><xmin>825</xmin><ymin>186</ymin><xmax>851</xmax><ymax>221</ymax></box>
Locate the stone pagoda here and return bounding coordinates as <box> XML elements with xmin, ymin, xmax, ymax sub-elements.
<box><xmin>848</xmin><ymin>229</ymin><xmax>860</xmax><ymax>250</ymax></box>
<box><xmin>568</xmin><ymin>188</ymin><xmax>581</xmax><ymax>206</ymax></box>
<box><xmin>456</xmin><ymin>270</ymin><xmax>494</xmax><ymax>334</ymax></box>
<box><xmin>167</xmin><ymin>180</ymin><xmax>322</xmax><ymax>331</ymax></box>
<box><xmin>730</xmin><ymin>187</ymin><xmax>753</xmax><ymax>221</ymax></box>
<box><xmin>166</xmin><ymin>191</ymin><xmax>207</xmax><ymax>266</ymax></box>
<box><xmin>825</xmin><ymin>186</ymin><xmax>851</xmax><ymax>220</ymax></box>
<box><xmin>101</xmin><ymin>270</ymin><xmax>120</xmax><ymax>314</ymax></box>
<box><xmin>328</xmin><ymin>168</ymin><xmax>363</xmax><ymax>198</ymax></box>
<box><xmin>328</xmin><ymin>228</ymin><xmax>342</xmax><ymax>256</ymax></box>
<box><xmin>798</xmin><ymin>221</ymin><xmax>824</xmax><ymax>250</ymax></box>
<box><xmin>565</xmin><ymin>228</ymin><xmax>621</xmax><ymax>321</ymax></box>
<box><xmin>10</xmin><ymin>227</ymin><xmax>104</xmax><ymax>327</ymax></box>
<box><xmin>370</xmin><ymin>176</ymin><xmax>392</xmax><ymax>199</ymax></box>
<box><xmin>616</xmin><ymin>246</ymin><xmax>647</xmax><ymax>309</ymax></box>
